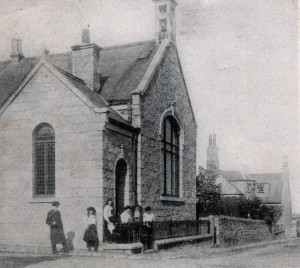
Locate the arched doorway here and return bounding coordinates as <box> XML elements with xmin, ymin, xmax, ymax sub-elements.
<box><xmin>115</xmin><ymin>159</ymin><xmax>127</xmax><ymax>217</ymax></box>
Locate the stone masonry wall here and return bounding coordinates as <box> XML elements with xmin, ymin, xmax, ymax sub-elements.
<box><xmin>0</xmin><ymin>65</ymin><xmax>105</xmax><ymax>250</ymax></box>
<box><xmin>140</xmin><ymin>44</ymin><xmax>197</xmax><ymax>220</ymax></box>
<box><xmin>216</xmin><ymin>216</ymin><xmax>272</xmax><ymax>247</ymax></box>
<box><xmin>102</xmin><ymin>127</ymin><xmax>135</xmax><ymax>214</ymax></box>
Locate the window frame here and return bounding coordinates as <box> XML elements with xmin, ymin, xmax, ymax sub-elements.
<box><xmin>257</xmin><ymin>183</ymin><xmax>265</xmax><ymax>194</ymax></box>
<box><xmin>33</xmin><ymin>123</ymin><xmax>55</xmax><ymax>198</ymax></box>
<box><xmin>161</xmin><ymin>115</ymin><xmax>180</xmax><ymax>197</ymax></box>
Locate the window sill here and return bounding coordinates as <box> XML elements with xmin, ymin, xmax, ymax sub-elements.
<box><xmin>160</xmin><ymin>196</ymin><xmax>185</xmax><ymax>203</ymax></box>
<box><xmin>29</xmin><ymin>197</ymin><xmax>56</xmax><ymax>204</ymax></box>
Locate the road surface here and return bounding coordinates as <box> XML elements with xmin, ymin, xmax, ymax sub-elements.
<box><xmin>1</xmin><ymin>239</ymin><xmax>300</xmax><ymax>268</ymax></box>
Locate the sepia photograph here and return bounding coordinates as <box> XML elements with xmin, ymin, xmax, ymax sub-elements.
<box><xmin>0</xmin><ymin>0</ymin><xmax>298</xmax><ymax>267</ymax></box>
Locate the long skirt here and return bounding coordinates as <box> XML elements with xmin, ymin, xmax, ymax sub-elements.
<box><xmin>83</xmin><ymin>224</ymin><xmax>99</xmax><ymax>248</ymax></box>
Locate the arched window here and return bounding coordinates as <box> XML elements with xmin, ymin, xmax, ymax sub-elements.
<box><xmin>161</xmin><ymin>116</ymin><xmax>180</xmax><ymax>197</ymax></box>
<box><xmin>33</xmin><ymin>123</ymin><xmax>55</xmax><ymax>196</ymax></box>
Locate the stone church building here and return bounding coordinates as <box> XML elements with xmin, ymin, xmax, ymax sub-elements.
<box><xmin>0</xmin><ymin>0</ymin><xmax>197</xmax><ymax>250</ymax></box>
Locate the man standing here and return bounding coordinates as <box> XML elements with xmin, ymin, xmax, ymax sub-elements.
<box><xmin>142</xmin><ymin>206</ymin><xmax>155</xmax><ymax>249</ymax></box>
<box><xmin>46</xmin><ymin>201</ymin><xmax>69</xmax><ymax>254</ymax></box>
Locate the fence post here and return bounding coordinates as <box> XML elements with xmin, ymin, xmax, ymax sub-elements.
<box><xmin>169</xmin><ymin>221</ymin><xmax>173</xmax><ymax>238</ymax></box>
<box><xmin>186</xmin><ymin>221</ymin><xmax>188</xmax><ymax>237</ymax></box>
<box><xmin>208</xmin><ymin>219</ymin><xmax>210</xmax><ymax>234</ymax></box>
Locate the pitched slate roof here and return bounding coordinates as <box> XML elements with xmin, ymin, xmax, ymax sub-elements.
<box><xmin>38</xmin><ymin>41</ymin><xmax>159</xmax><ymax>104</ymax></box>
<box><xmin>53</xmin><ymin>66</ymin><xmax>132</xmax><ymax>126</ymax></box>
<box><xmin>216</xmin><ymin>174</ymin><xmax>243</xmax><ymax>195</ymax></box>
<box><xmin>0</xmin><ymin>39</ymin><xmax>158</xmax><ymax>114</ymax></box>
<box><xmin>220</xmin><ymin>169</ymin><xmax>284</xmax><ymax>204</ymax></box>
<box><xmin>0</xmin><ymin>60</ymin><xmax>10</xmax><ymax>73</ymax></box>
<box><xmin>0</xmin><ymin>57</ymin><xmax>38</xmax><ymax>108</ymax></box>
<box><xmin>99</xmin><ymin>40</ymin><xmax>158</xmax><ymax>103</ymax></box>
<box><xmin>0</xmin><ymin>41</ymin><xmax>159</xmax><ymax>126</ymax></box>
<box><xmin>48</xmin><ymin>52</ymin><xmax>72</xmax><ymax>73</ymax></box>
<box><xmin>250</xmin><ymin>173</ymin><xmax>283</xmax><ymax>204</ymax></box>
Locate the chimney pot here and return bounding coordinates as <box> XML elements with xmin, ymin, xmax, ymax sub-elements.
<box><xmin>10</xmin><ymin>34</ymin><xmax>23</xmax><ymax>64</ymax></box>
<box><xmin>82</xmin><ymin>29</ymin><xmax>90</xmax><ymax>44</ymax></box>
<box><xmin>207</xmin><ymin>134</ymin><xmax>219</xmax><ymax>169</ymax></box>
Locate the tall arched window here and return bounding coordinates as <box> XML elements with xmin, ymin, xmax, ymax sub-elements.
<box><xmin>33</xmin><ymin>123</ymin><xmax>55</xmax><ymax>196</ymax></box>
<box><xmin>161</xmin><ymin>116</ymin><xmax>180</xmax><ymax>197</ymax></box>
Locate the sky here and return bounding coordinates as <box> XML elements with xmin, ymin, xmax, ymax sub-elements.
<box><xmin>0</xmin><ymin>0</ymin><xmax>299</xmax><ymax>212</ymax></box>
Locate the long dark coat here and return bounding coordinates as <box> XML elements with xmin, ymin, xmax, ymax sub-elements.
<box><xmin>46</xmin><ymin>209</ymin><xmax>67</xmax><ymax>244</ymax></box>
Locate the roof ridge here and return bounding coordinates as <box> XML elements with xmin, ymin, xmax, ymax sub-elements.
<box><xmin>220</xmin><ymin>169</ymin><xmax>242</xmax><ymax>173</ymax></box>
<box><xmin>101</xmin><ymin>39</ymin><xmax>156</xmax><ymax>50</ymax></box>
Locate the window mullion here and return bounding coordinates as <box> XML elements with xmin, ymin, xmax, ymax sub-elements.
<box><xmin>163</xmin><ymin>120</ymin><xmax>167</xmax><ymax>195</ymax></box>
<box><xmin>44</xmin><ymin>141</ymin><xmax>48</xmax><ymax>195</ymax></box>
<box><xmin>171</xmin><ymin>124</ymin><xmax>174</xmax><ymax>196</ymax></box>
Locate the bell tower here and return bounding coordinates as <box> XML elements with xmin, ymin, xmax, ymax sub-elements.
<box><xmin>152</xmin><ymin>0</ymin><xmax>177</xmax><ymax>44</ymax></box>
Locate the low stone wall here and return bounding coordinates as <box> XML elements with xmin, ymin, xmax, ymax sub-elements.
<box><xmin>215</xmin><ymin>216</ymin><xmax>272</xmax><ymax>247</ymax></box>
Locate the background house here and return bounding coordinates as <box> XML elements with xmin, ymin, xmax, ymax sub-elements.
<box><xmin>207</xmin><ymin>134</ymin><xmax>292</xmax><ymax>236</ymax></box>
<box><xmin>0</xmin><ymin>0</ymin><xmax>196</xmax><ymax>250</ymax></box>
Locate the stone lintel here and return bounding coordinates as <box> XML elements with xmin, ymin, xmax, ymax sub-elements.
<box><xmin>160</xmin><ymin>196</ymin><xmax>185</xmax><ymax>203</ymax></box>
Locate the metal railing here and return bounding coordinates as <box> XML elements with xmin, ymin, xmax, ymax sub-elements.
<box><xmin>107</xmin><ymin>222</ymin><xmax>141</xmax><ymax>244</ymax></box>
<box><xmin>104</xmin><ymin>220</ymin><xmax>212</xmax><ymax>247</ymax></box>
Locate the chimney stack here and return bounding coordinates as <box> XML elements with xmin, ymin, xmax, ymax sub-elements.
<box><xmin>71</xmin><ymin>29</ymin><xmax>101</xmax><ymax>91</ymax></box>
<box><xmin>10</xmin><ymin>34</ymin><xmax>23</xmax><ymax>64</ymax></box>
<box><xmin>207</xmin><ymin>134</ymin><xmax>219</xmax><ymax>169</ymax></box>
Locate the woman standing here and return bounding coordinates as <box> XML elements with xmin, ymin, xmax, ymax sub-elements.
<box><xmin>83</xmin><ymin>207</ymin><xmax>99</xmax><ymax>252</ymax></box>
<box><xmin>103</xmin><ymin>199</ymin><xmax>115</xmax><ymax>242</ymax></box>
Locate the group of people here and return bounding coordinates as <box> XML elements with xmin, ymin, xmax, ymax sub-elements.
<box><xmin>46</xmin><ymin>199</ymin><xmax>155</xmax><ymax>254</ymax></box>
<box><xmin>103</xmin><ymin>199</ymin><xmax>156</xmax><ymax>245</ymax></box>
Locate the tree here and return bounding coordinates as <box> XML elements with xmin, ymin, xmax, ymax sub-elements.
<box><xmin>196</xmin><ymin>163</ymin><xmax>222</xmax><ymax>218</ymax></box>
<box><xmin>258</xmin><ymin>205</ymin><xmax>283</xmax><ymax>226</ymax></box>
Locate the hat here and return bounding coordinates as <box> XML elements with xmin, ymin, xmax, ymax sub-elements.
<box><xmin>52</xmin><ymin>201</ymin><xmax>60</xmax><ymax>207</ymax></box>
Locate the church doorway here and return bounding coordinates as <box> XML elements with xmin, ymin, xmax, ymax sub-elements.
<box><xmin>115</xmin><ymin>159</ymin><xmax>127</xmax><ymax>218</ymax></box>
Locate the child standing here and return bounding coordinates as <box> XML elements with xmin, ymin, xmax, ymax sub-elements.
<box><xmin>83</xmin><ymin>207</ymin><xmax>99</xmax><ymax>252</ymax></box>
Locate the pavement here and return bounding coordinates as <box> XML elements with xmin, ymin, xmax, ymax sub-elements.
<box><xmin>1</xmin><ymin>238</ymin><xmax>300</xmax><ymax>268</ymax></box>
